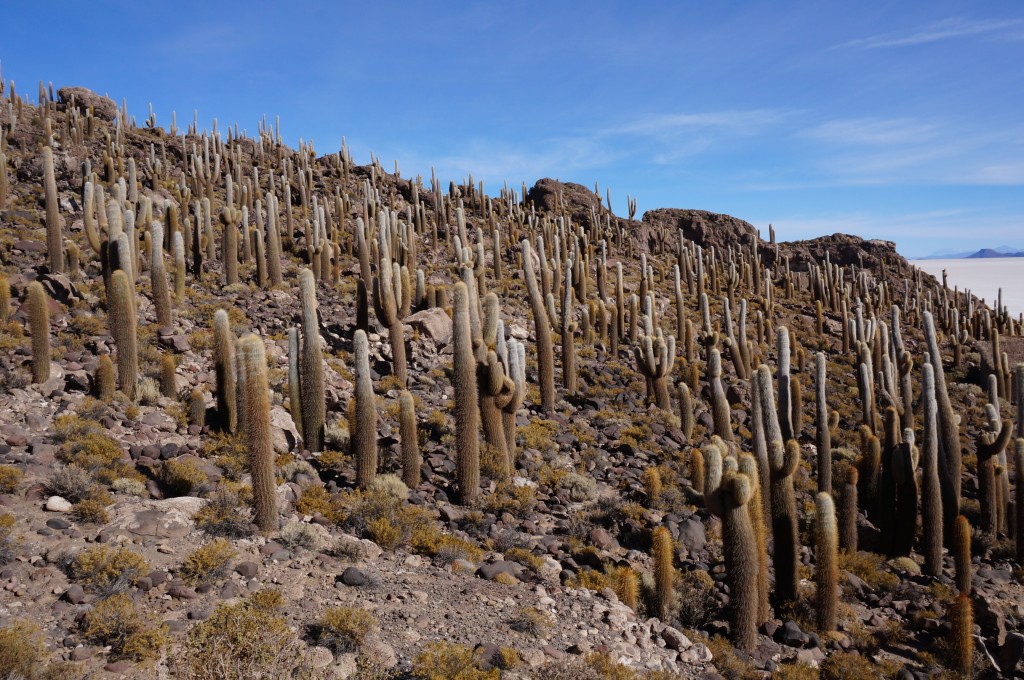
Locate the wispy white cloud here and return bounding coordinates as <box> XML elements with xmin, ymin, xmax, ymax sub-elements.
<box><xmin>610</xmin><ymin>109</ymin><xmax>787</xmax><ymax>136</ymax></box>
<box><xmin>798</xmin><ymin>117</ymin><xmax>940</xmax><ymax>145</ymax></box>
<box><xmin>839</xmin><ymin>17</ymin><xmax>1023</xmax><ymax>50</ymax></box>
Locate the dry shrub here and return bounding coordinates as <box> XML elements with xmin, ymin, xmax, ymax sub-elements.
<box><xmin>83</xmin><ymin>593</ymin><xmax>167</xmax><ymax>662</ymax></box>
<box><xmin>180</xmin><ymin>539</ymin><xmax>236</xmax><ymax>586</ymax></box>
<box><xmin>68</xmin><ymin>546</ymin><xmax>150</xmax><ymax>597</ymax></box>
<box><xmin>308</xmin><ymin>607</ymin><xmax>377</xmax><ymax>654</ymax></box>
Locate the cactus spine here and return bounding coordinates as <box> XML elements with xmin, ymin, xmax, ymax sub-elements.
<box><xmin>953</xmin><ymin>514</ymin><xmax>972</xmax><ymax>595</ymax></box>
<box><xmin>42</xmin><ymin>147</ymin><xmax>64</xmax><ymax>273</ymax></box>
<box><xmin>815</xmin><ymin>492</ymin><xmax>838</xmax><ymax>633</ymax></box>
<box><xmin>95</xmin><ymin>354</ymin><xmax>115</xmax><ymax>402</ymax></box>
<box><xmin>1015</xmin><ymin>439</ymin><xmax>1024</xmax><ymax>563</ymax></box>
<box><xmin>372</xmin><ymin>226</ymin><xmax>410</xmax><ymax>385</ymax></box>
<box><xmin>452</xmin><ymin>282</ymin><xmax>480</xmax><ymax>504</ymax></box>
<box><xmin>839</xmin><ymin>466</ymin><xmax>858</xmax><ymax>552</ymax></box>
<box><xmin>213</xmin><ymin>310</ymin><xmax>237</xmax><ymax>433</ymax></box>
<box><xmin>353</xmin><ymin>329</ymin><xmax>377</xmax><ymax>488</ymax></box>
<box><xmin>287</xmin><ymin>327</ymin><xmax>302</xmax><ymax>440</ymax></box>
<box><xmin>399</xmin><ymin>390</ymin><xmax>421</xmax><ymax>489</ymax></box>
<box><xmin>237</xmin><ymin>335</ymin><xmax>277</xmax><ymax>533</ymax></box>
<box><xmin>678</xmin><ymin>383</ymin><xmax>695</xmax><ymax>441</ymax></box>
<box><xmin>159</xmin><ymin>352</ymin><xmax>177</xmax><ymax>398</ymax></box>
<box><xmin>27</xmin><ymin>281</ymin><xmax>51</xmax><ymax>383</ymax></box>
<box><xmin>108</xmin><ymin>270</ymin><xmax>138</xmax><ymax>401</ymax></box>
<box><xmin>299</xmin><ymin>269</ymin><xmax>325</xmax><ymax>452</ymax></box>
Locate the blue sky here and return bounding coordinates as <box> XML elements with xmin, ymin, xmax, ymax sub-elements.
<box><xmin>3</xmin><ymin>1</ymin><xmax>1023</xmax><ymax>257</ymax></box>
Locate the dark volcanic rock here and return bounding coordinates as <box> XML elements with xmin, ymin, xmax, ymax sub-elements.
<box><xmin>641</xmin><ymin>208</ymin><xmax>760</xmax><ymax>253</ymax></box>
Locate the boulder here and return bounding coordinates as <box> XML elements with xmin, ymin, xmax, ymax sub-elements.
<box><xmin>57</xmin><ymin>87</ymin><xmax>118</xmax><ymax>121</ymax></box>
<box><xmin>407</xmin><ymin>307</ymin><xmax>452</xmax><ymax>348</ymax></box>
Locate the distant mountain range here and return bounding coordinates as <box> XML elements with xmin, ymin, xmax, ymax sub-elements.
<box><xmin>914</xmin><ymin>245</ymin><xmax>1024</xmax><ymax>260</ymax></box>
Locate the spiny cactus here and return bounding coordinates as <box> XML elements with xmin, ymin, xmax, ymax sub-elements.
<box><xmin>1015</xmin><ymin>439</ymin><xmax>1024</xmax><ymax>564</ymax></box>
<box><xmin>150</xmin><ymin>221</ymin><xmax>173</xmax><ymax>328</ymax></box>
<box><xmin>220</xmin><ymin>207</ymin><xmax>241</xmax><ymax>285</ymax></box>
<box><xmin>704</xmin><ymin>443</ymin><xmax>759</xmax><ymax>650</ymax></box>
<box><xmin>946</xmin><ymin>594</ymin><xmax>974</xmax><ymax>676</ymax></box>
<box><xmin>953</xmin><ymin>514</ymin><xmax>971</xmax><ymax>595</ymax></box>
<box><xmin>520</xmin><ymin>239</ymin><xmax>555</xmax><ymax>412</ymax></box>
<box><xmin>815</xmin><ymin>492</ymin><xmax>838</xmax><ymax>633</ymax></box>
<box><xmin>108</xmin><ymin>270</ymin><xmax>138</xmax><ymax>401</ymax></box>
<box><xmin>0</xmin><ymin>273</ymin><xmax>9</xmax><ymax>322</ymax></box>
<box><xmin>172</xmin><ymin>231</ymin><xmax>186</xmax><ymax>300</ymax></box>
<box><xmin>213</xmin><ymin>310</ymin><xmax>237</xmax><ymax>433</ymax></box>
<box><xmin>299</xmin><ymin>269</ymin><xmax>325</xmax><ymax>452</ymax></box>
<box><xmin>815</xmin><ymin>352</ymin><xmax>831</xmax><ymax>493</ymax></box>
<box><xmin>27</xmin><ymin>281</ymin><xmax>51</xmax><ymax>383</ymax></box>
<box><xmin>561</xmin><ymin>267</ymin><xmax>577</xmax><ymax>395</ymax></box>
<box><xmin>839</xmin><ymin>466</ymin><xmax>858</xmax><ymax>552</ymax></box>
<box><xmin>498</xmin><ymin>335</ymin><xmax>526</xmax><ymax>468</ymax></box>
<box><xmin>678</xmin><ymin>383</ymin><xmax>695</xmax><ymax>441</ymax></box>
<box><xmin>452</xmin><ymin>281</ymin><xmax>480</xmax><ymax>505</ymax></box>
<box><xmin>776</xmin><ymin>327</ymin><xmax>794</xmax><ymax>441</ymax></box>
<box><xmin>287</xmin><ymin>327</ymin><xmax>302</xmax><ymax>440</ymax></box>
<box><xmin>634</xmin><ymin>322</ymin><xmax>675</xmax><ymax>411</ymax></box>
<box><xmin>923</xmin><ymin>311</ymin><xmax>962</xmax><ymax>540</ymax></box>
<box><xmin>399</xmin><ymin>390</ymin><xmax>420</xmax><ymax>489</ymax></box>
<box><xmin>237</xmin><ymin>335</ymin><xmax>277</xmax><ymax>533</ymax></box>
<box><xmin>159</xmin><ymin>352</ymin><xmax>177</xmax><ymax>398</ymax></box>
<box><xmin>737</xmin><ymin>452</ymin><xmax>769</xmax><ymax>625</ymax></box>
<box><xmin>919</xmin><ymin>363</ymin><xmax>943</xmax><ymax>576</ymax></box>
<box><xmin>708</xmin><ymin>348</ymin><xmax>732</xmax><ymax>441</ymax></box>
<box><xmin>615</xmin><ymin>567</ymin><xmax>639</xmax><ymax>611</ymax></box>
<box><xmin>976</xmin><ymin>405</ymin><xmax>1012</xmax><ymax>537</ymax></box>
<box><xmin>95</xmin><ymin>354</ymin><xmax>115</xmax><ymax>402</ymax></box>
<box><xmin>42</xmin><ymin>146</ymin><xmax>64</xmax><ymax>273</ymax></box>
<box><xmin>651</xmin><ymin>526</ymin><xmax>674</xmax><ymax>622</ymax></box>
<box><xmin>755</xmin><ymin>364</ymin><xmax>800</xmax><ymax>604</ymax></box>
<box><xmin>353</xmin><ymin>329</ymin><xmax>377</xmax><ymax>488</ymax></box>
<box><xmin>372</xmin><ymin>227</ymin><xmax>410</xmax><ymax>385</ymax></box>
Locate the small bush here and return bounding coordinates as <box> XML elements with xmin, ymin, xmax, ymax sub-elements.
<box><xmin>563</xmin><ymin>472</ymin><xmax>597</xmax><ymax>502</ymax></box>
<box><xmin>200</xmin><ymin>433</ymin><xmax>248</xmax><ymax>481</ymax></box>
<box><xmin>295</xmin><ymin>485</ymin><xmax>333</xmax><ymax>517</ymax></box>
<box><xmin>172</xmin><ymin>591</ymin><xmax>310</xmax><ymax>680</ymax></box>
<box><xmin>483</xmin><ymin>483</ymin><xmax>536</xmax><ymax>518</ymax></box>
<box><xmin>0</xmin><ymin>465</ymin><xmax>23</xmax><ymax>494</ymax></box>
<box><xmin>83</xmin><ymin>593</ymin><xmax>167</xmax><ymax>662</ymax></box>
<box><xmin>819</xmin><ymin>651</ymin><xmax>902</xmax><ymax>680</ymax></box>
<box><xmin>162</xmin><ymin>458</ymin><xmax>209</xmax><ymax>496</ymax></box>
<box><xmin>308</xmin><ymin>607</ymin><xmax>377</xmax><ymax>654</ymax></box>
<box><xmin>411</xmin><ymin>642</ymin><xmax>499</xmax><ymax>680</ymax></box>
<box><xmin>72</xmin><ymin>497</ymin><xmax>111</xmax><ymax>524</ymax></box>
<box><xmin>193</xmin><ymin>489</ymin><xmax>254</xmax><ymax>538</ymax></box>
<box><xmin>509</xmin><ymin>607</ymin><xmax>550</xmax><ymax>637</ymax></box>
<box><xmin>57</xmin><ymin>431</ymin><xmax>135</xmax><ymax>485</ymax></box>
<box><xmin>368</xmin><ymin>474</ymin><xmax>408</xmax><ymax>501</ymax></box>
<box><xmin>69</xmin><ymin>546</ymin><xmax>150</xmax><ymax>597</ymax></box>
<box><xmin>112</xmin><ymin>477</ymin><xmax>148</xmax><ymax>497</ymax></box>
<box><xmin>180</xmin><ymin>539</ymin><xmax>236</xmax><ymax>586</ymax></box>
<box><xmin>332</xmin><ymin>487</ymin><xmax>435</xmax><ymax>551</ymax></box>
<box><xmin>279</xmin><ymin>459</ymin><xmax>318</xmax><ymax>485</ymax></box>
<box><xmin>278</xmin><ymin>522</ymin><xmax>322</xmax><ymax>551</ymax></box>
<box><xmin>673</xmin><ymin>569</ymin><xmax>717</xmax><ymax>628</ymax></box>
<box><xmin>46</xmin><ymin>464</ymin><xmax>95</xmax><ymax>502</ymax></box>
<box><xmin>0</xmin><ymin>619</ymin><xmax>46</xmax><ymax>679</ymax></box>
<box><xmin>0</xmin><ymin>514</ymin><xmax>17</xmax><ymax>565</ymax></box>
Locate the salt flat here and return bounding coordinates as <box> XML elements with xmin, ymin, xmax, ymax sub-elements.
<box><xmin>913</xmin><ymin>258</ymin><xmax>1024</xmax><ymax>318</ymax></box>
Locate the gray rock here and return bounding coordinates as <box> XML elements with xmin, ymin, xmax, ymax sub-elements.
<box><xmin>339</xmin><ymin>567</ymin><xmax>368</xmax><ymax>586</ymax></box>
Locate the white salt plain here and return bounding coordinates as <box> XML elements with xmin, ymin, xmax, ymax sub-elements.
<box><xmin>913</xmin><ymin>258</ymin><xmax>1024</xmax><ymax>318</ymax></box>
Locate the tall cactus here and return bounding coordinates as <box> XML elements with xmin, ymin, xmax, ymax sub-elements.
<box><xmin>923</xmin><ymin>311</ymin><xmax>962</xmax><ymax>540</ymax></box>
<box><xmin>704</xmin><ymin>443</ymin><xmax>759</xmax><ymax>650</ymax></box>
<box><xmin>43</xmin><ymin>147</ymin><xmax>64</xmax><ymax>273</ymax></box>
<box><xmin>920</xmin><ymin>363</ymin><xmax>943</xmax><ymax>576</ymax></box>
<box><xmin>976</xmin><ymin>404</ymin><xmax>1012</xmax><ymax>537</ymax></box>
<box><xmin>372</xmin><ymin>227</ymin><xmax>410</xmax><ymax>385</ymax></box>
<box><xmin>947</xmin><ymin>594</ymin><xmax>974</xmax><ymax>676</ymax></box>
<box><xmin>399</xmin><ymin>390</ymin><xmax>421</xmax><ymax>489</ymax></box>
<box><xmin>353</xmin><ymin>329</ymin><xmax>377</xmax><ymax>488</ymax></box>
<box><xmin>815</xmin><ymin>352</ymin><xmax>832</xmax><ymax>493</ymax></box>
<box><xmin>651</xmin><ymin>526</ymin><xmax>674</xmax><ymax>622</ymax></box>
<box><xmin>708</xmin><ymin>348</ymin><xmax>732</xmax><ymax>440</ymax></box>
<box><xmin>953</xmin><ymin>514</ymin><xmax>972</xmax><ymax>595</ymax></box>
<box><xmin>287</xmin><ymin>328</ymin><xmax>302</xmax><ymax>440</ymax></box>
<box><xmin>27</xmin><ymin>281</ymin><xmax>51</xmax><ymax>383</ymax></box>
<box><xmin>213</xmin><ymin>310</ymin><xmax>237</xmax><ymax>433</ymax></box>
<box><xmin>299</xmin><ymin>269</ymin><xmax>325</xmax><ymax>452</ymax></box>
<box><xmin>452</xmin><ymin>282</ymin><xmax>480</xmax><ymax>505</ymax></box>
<box><xmin>1014</xmin><ymin>439</ymin><xmax>1024</xmax><ymax>564</ymax></box>
<box><xmin>498</xmin><ymin>333</ymin><xmax>526</xmax><ymax>467</ymax></box>
<box><xmin>839</xmin><ymin>466</ymin><xmax>858</xmax><ymax>552</ymax></box>
<box><xmin>815</xmin><ymin>492</ymin><xmax>838</xmax><ymax>633</ymax></box>
<box><xmin>108</xmin><ymin>270</ymin><xmax>138</xmax><ymax>401</ymax></box>
<box><xmin>237</xmin><ymin>335</ymin><xmax>277</xmax><ymax>533</ymax></box>
<box><xmin>520</xmin><ymin>239</ymin><xmax>555</xmax><ymax>412</ymax></box>
<box><xmin>150</xmin><ymin>221</ymin><xmax>173</xmax><ymax>328</ymax></box>
<box><xmin>755</xmin><ymin>364</ymin><xmax>799</xmax><ymax>603</ymax></box>
<box><xmin>635</xmin><ymin>323</ymin><xmax>675</xmax><ymax>410</ymax></box>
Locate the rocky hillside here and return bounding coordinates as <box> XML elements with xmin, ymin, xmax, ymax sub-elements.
<box><xmin>0</xmin><ymin>83</ymin><xmax>1022</xmax><ymax>680</ymax></box>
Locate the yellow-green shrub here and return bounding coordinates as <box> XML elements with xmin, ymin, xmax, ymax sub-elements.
<box><xmin>83</xmin><ymin>593</ymin><xmax>167</xmax><ymax>662</ymax></box>
<box><xmin>180</xmin><ymin>539</ymin><xmax>236</xmax><ymax>585</ymax></box>
<box><xmin>172</xmin><ymin>591</ymin><xmax>309</xmax><ymax>679</ymax></box>
<box><xmin>162</xmin><ymin>458</ymin><xmax>209</xmax><ymax>496</ymax></box>
<box><xmin>309</xmin><ymin>607</ymin><xmax>377</xmax><ymax>654</ymax></box>
<box><xmin>69</xmin><ymin>546</ymin><xmax>150</xmax><ymax>596</ymax></box>
<box><xmin>0</xmin><ymin>466</ymin><xmax>23</xmax><ymax>494</ymax></box>
<box><xmin>411</xmin><ymin>642</ymin><xmax>499</xmax><ymax>680</ymax></box>
<box><xmin>0</xmin><ymin>620</ymin><xmax>46</xmax><ymax>678</ymax></box>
